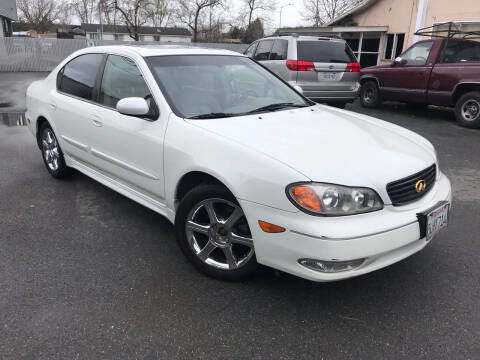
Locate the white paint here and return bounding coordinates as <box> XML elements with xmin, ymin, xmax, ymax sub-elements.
<box><xmin>25</xmin><ymin>45</ymin><xmax>452</xmax><ymax>282</ymax></box>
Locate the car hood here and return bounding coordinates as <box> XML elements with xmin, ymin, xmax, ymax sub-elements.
<box><xmin>186</xmin><ymin>105</ymin><xmax>436</xmax><ymax>197</ymax></box>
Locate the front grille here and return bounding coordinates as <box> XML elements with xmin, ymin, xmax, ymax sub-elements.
<box><xmin>387</xmin><ymin>164</ymin><xmax>436</xmax><ymax>206</ymax></box>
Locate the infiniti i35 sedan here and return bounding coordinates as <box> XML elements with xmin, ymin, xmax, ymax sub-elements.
<box><xmin>26</xmin><ymin>45</ymin><xmax>451</xmax><ymax>281</ymax></box>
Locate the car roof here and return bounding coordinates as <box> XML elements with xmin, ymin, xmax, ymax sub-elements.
<box><xmin>261</xmin><ymin>35</ymin><xmax>345</xmax><ymax>42</ymax></box>
<box><xmin>76</xmin><ymin>44</ymin><xmax>244</xmax><ymax>58</ymax></box>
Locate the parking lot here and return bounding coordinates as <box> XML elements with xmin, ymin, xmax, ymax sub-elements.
<box><xmin>1</xmin><ymin>73</ymin><xmax>479</xmax><ymax>359</ymax></box>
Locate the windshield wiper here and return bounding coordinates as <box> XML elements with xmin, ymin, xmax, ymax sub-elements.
<box><xmin>188</xmin><ymin>112</ymin><xmax>237</xmax><ymax>119</ymax></box>
<box><xmin>246</xmin><ymin>103</ymin><xmax>307</xmax><ymax>114</ymax></box>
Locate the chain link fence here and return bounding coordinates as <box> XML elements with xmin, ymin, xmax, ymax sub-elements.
<box><xmin>0</xmin><ymin>37</ymin><xmax>249</xmax><ymax>72</ymax></box>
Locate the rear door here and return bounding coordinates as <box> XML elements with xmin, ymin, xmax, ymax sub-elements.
<box><xmin>253</xmin><ymin>40</ymin><xmax>274</xmax><ymax>68</ymax></box>
<box><xmin>53</xmin><ymin>53</ymin><xmax>105</xmax><ymax>164</ymax></box>
<box><xmin>295</xmin><ymin>40</ymin><xmax>358</xmax><ymax>90</ymax></box>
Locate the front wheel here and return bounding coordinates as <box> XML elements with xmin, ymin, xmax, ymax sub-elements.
<box><xmin>175</xmin><ymin>184</ymin><xmax>257</xmax><ymax>281</ymax></box>
<box><xmin>360</xmin><ymin>81</ymin><xmax>380</xmax><ymax>108</ymax></box>
<box><xmin>455</xmin><ymin>92</ymin><xmax>480</xmax><ymax>128</ymax></box>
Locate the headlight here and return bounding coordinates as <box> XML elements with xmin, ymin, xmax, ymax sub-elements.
<box><xmin>286</xmin><ymin>182</ymin><xmax>383</xmax><ymax>216</ymax></box>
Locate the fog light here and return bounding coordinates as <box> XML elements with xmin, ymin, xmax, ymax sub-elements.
<box><xmin>298</xmin><ymin>258</ymin><xmax>365</xmax><ymax>273</ymax></box>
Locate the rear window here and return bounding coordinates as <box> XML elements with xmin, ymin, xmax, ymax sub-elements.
<box><xmin>296</xmin><ymin>41</ymin><xmax>356</xmax><ymax>63</ymax></box>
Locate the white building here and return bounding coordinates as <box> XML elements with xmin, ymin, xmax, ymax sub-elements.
<box><xmin>0</xmin><ymin>0</ymin><xmax>17</xmax><ymax>37</ymax></box>
<box><xmin>82</xmin><ymin>24</ymin><xmax>192</xmax><ymax>43</ymax></box>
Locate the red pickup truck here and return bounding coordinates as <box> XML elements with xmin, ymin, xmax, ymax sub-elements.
<box><xmin>359</xmin><ymin>37</ymin><xmax>480</xmax><ymax>128</ymax></box>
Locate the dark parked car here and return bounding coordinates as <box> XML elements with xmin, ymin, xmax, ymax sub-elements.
<box><xmin>359</xmin><ymin>32</ymin><xmax>480</xmax><ymax>128</ymax></box>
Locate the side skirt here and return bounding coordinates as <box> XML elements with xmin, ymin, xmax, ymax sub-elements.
<box><xmin>65</xmin><ymin>155</ymin><xmax>175</xmax><ymax>224</ymax></box>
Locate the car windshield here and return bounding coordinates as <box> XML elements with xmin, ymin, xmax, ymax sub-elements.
<box><xmin>146</xmin><ymin>55</ymin><xmax>311</xmax><ymax>119</ymax></box>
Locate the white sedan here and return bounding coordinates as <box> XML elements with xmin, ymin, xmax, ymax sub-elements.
<box><xmin>26</xmin><ymin>45</ymin><xmax>451</xmax><ymax>281</ymax></box>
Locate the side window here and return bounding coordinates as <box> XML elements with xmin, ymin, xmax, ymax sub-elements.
<box><xmin>254</xmin><ymin>40</ymin><xmax>274</xmax><ymax>61</ymax></box>
<box><xmin>400</xmin><ymin>41</ymin><xmax>433</xmax><ymax>66</ymax></box>
<box><xmin>441</xmin><ymin>41</ymin><xmax>480</xmax><ymax>63</ymax></box>
<box><xmin>244</xmin><ymin>42</ymin><xmax>257</xmax><ymax>57</ymax></box>
<box><xmin>59</xmin><ymin>53</ymin><xmax>104</xmax><ymax>100</ymax></box>
<box><xmin>99</xmin><ymin>55</ymin><xmax>152</xmax><ymax>109</ymax></box>
<box><xmin>270</xmin><ymin>39</ymin><xmax>288</xmax><ymax>60</ymax></box>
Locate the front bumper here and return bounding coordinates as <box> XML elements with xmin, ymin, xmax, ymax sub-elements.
<box><xmin>240</xmin><ymin>172</ymin><xmax>451</xmax><ymax>282</ymax></box>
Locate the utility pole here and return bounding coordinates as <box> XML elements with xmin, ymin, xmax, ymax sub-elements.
<box><xmin>279</xmin><ymin>3</ymin><xmax>293</xmax><ymax>30</ymax></box>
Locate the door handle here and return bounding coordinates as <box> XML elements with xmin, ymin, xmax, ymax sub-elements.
<box><xmin>418</xmin><ymin>71</ymin><xmax>425</xmax><ymax>75</ymax></box>
<box><xmin>92</xmin><ymin>119</ymin><xmax>103</xmax><ymax>127</ymax></box>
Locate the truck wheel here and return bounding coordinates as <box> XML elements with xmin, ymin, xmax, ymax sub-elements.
<box><xmin>455</xmin><ymin>92</ymin><xmax>480</xmax><ymax>128</ymax></box>
<box><xmin>360</xmin><ymin>81</ymin><xmax>380</xmax><ymax>108</ymax></box>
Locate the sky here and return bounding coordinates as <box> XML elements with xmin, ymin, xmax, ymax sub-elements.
<box><xmin>248</xmin><ymin>0</ymin><xmax>305</xmax><ymax>33</ymax></box>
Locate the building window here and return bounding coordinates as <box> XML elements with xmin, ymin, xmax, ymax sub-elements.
<box><xmin>384</xmin><ymin>33</ymin><xmax>405</xmax><ymax>60</ymax></box>
<box><xmin>90</xmin><ymin>32</ymin><xmax>98</xmax><ymax>39</ymax></box>
<box><xmin>114</xmin><ymin>34</ymin><xmax>123</xmax><ymax>41</ymax></box>
<box><xmin>153</xmin><ymin>35</ymin><xmax>160</xmax><ymax>41</ymax></box>
<box><xmin>139</xmin><ymin>35</ymin><xmax>145</xmax><ymax>41</ymax></box>
<box><xmin>342</xmin><ymin>32</ymin><xmax>381</xmax><ymax>68</ymax></box>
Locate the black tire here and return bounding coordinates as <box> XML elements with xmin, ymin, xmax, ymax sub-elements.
<box><xmin>455</xmin><ymin>91</ymin><xmax>480</xmax><ymax>128</ymax></box>
<box><xmin>175</xmin><ymin>184</ymin><xmax>257</xmax><ymax>281</ymax></box>
<box><xmin>327</xmin><ymin>102</ymin><xmax>347</xmax><ymax>109</ymax></box>
<box><xmin>39</xmin><ymin>122</ymin><xmax>72</xmax><ymax>179</ymax></box>
<box><xmin>360</xmin><ymin>81</ymin><xmax>381</xmax><ymax>108</ymax></box>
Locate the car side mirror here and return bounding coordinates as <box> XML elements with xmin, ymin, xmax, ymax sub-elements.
<box><xmin>293</xmin><ymin>85</ymin><xmax>303</xmax><ymax>94</ymax></box>
<box><xmin>117</xmin><ymin>97</ymin><xmax>155</xmax><ymax>119</ymax></box>
<box><xmin>393</xmin><ymin>57</ymin><xmax>405</xmax><ymax>66</ymax></box>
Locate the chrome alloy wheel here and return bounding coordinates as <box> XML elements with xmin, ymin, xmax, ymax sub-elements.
<box><xmin>185</xmin><ymin>198</ymin><xmax>254</xmax><ymax>270</ymax></box>
<box><xmin>461</xmin><ymin>99</ymin><xmax>480</xmax><ymax>122</ymax></box>
<box><xmin>42</xmin><ymin>128</ymin><xmax>60</xmax><ymax>171</ymax></box>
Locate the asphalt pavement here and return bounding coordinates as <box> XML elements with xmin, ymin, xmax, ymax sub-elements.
<box><xmin>0</xmin><ymin>75</ymin><xmax>479</xmax><ymax>359</ymax></box>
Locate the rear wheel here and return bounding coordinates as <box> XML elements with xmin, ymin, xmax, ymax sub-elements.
<box><xmin>175</xmin><ymin>184</ymin><xmax>257</xmax><ymax>281</ymax></box>
<box><xmin>455</xmin><ymin>92</ymin><xmax>480</xmax><ymax>128</ymax></box>
<box><xmin>39</xmin><ymin>122</ymin><xmax>71</xmax><ymax>178</ymax></box>
<box><xmin>360</xmin><ymin>81</ymin><xmax>380</xmax><ymax>108</ymax></box>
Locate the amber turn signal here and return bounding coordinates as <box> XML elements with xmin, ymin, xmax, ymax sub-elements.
<box><xmin>289</xmin><ymin>185</ymin><xmax>322</xmax><ymax>212</ymax></box>
<box><xmin>258</xmin><ymin>220</ymin><xmax>286</xmax><ymax>233</ymax></box>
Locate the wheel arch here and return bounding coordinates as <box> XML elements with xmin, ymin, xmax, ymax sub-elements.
<box><xmin>452</xmin><ymin>83</ymin><xmax>480</xmax><ymax>104</ymax></box>
<box><xmin>36</xmin><ymin>115</ymin><xmax>50</xmax><ymax>149</ymax></box>
<box><xmin>174</xmin><ymin>171</ymin><xmax>236</xmax><ymax>211</ymax></box>
<box><xmin>359</xmin><ymin>76</ymin><xmax>380</xmax><ymax>87</ymax></box>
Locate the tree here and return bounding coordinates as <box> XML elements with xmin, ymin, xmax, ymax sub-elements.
<box><xmin>230</xmin><ymin>26</ymin><xmax>244</xmax><ymax>39</ymax></box>
<box><xmin>242</xmin><ymin>17</ymin><xmax>263</xmax><ymax>44</ymax></box>
<box><xmin>243</xmin><ymin>0</ymin><xmax>275</xmax><ymax>27</ymax></box>
<box><xmin>70</xmin><ymin>0</ymin><xmax>98</xmax><ymax>24</ymax></box>
<box><xmin>17</xmin><ymin>0</ymin><xmax>61</xmax><ymax>33</ymax></box>
<box><xmin>114</xmin><ymin>0</ymin><xmax>150</xmax><ymax>41</ymax></box>
<box><xmin>146</xmin><ymin>0</ymin><xmax>171</xmax><ymax>27</ymax></box>
<box><xmin>302</xmin><ymin>0</ymin><xmax>362</xmax><ymax>26</ymax></box>
<box><xmin>175</xmin><ymin>0</ymin><xmax>222</xmax><ymax>42</ymax></box>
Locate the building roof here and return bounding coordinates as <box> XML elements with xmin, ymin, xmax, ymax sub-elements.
<box><xmin>0</xmin><ymin>0</ymin><xmax>18</xmax><ymax>21</ymax></box>
<box><xmin>12</xmin><ymin>23</ymin><xmax>84</xmax><ymax>33</ymax></box>
<box><xmin>324</xmin><ymin>0</ymin><xmax>378</xmax><ymax>26</ymax></box>
<box><xmin>81</xmin><ymin>23</ymin><xmax>191</xmax><ymax>37</ymax></box>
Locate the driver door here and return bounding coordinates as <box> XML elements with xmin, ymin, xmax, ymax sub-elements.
<box><xmin>381</xmin><ymin>41</ymin><xmax>434</xmax><ymax>103</ymax></box>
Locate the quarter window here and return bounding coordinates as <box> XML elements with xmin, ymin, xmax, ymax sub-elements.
<box><xmin>99</xmin><ymin>55</ymin><xmax>152</xmax><ymax>109</ymax></box>
<box><xmin>58</xmin><ymin>53</ymin><xmax>104</xmax><ymax>100</ymax></box>
<box><xmin>270</xmin><ymin>39</ymin><xmax>288</xmax><ymax>60</ymax></box>
<box><xmin>254</xmin><ymin>40</ymin><xmax>274</xmax><ymax>61</ymax></box>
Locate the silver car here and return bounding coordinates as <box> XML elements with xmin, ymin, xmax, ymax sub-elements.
<box><xmin>244</xmin><ymin>34</ymin><xmax>360</xmax><ymax>108</ymax></box>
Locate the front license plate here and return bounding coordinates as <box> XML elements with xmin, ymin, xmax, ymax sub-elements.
<box><xmin>417</xmin><ymin>201</ymin><xmax>449</xmax><ymax>241</ymax></box>
<box><xmin>321</xmin><ymin>72</ymin><xmax>337</xmax><ymax>80</ymax></box>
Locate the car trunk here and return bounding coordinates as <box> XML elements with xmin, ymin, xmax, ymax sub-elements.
<box><xmin>295</xmin><ymin>40</ymin><xmax>358</xmax><ymax>91</ymax></box>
